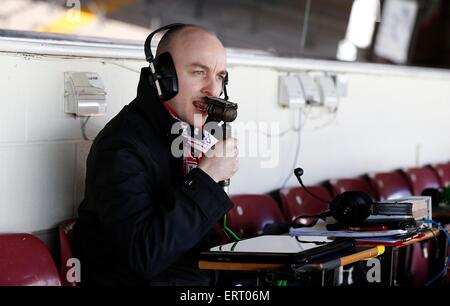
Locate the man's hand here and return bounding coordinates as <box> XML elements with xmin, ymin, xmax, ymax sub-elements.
<box><xmin>198</xmin><ymin>138</ymin><xmax>239</xmax><ymax>183</ymax></box>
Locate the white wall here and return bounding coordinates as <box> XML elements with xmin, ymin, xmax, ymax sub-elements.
<box><xmin>230</xmin><ymin>65</ymin><xmax>450</xmax><ymax>194</ymax></box>
<box><xmin>1</xmin><ymin>35</ymin><xmax>450</xmax><ymax>232</ymax></box>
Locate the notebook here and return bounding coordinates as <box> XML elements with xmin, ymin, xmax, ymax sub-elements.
<box><xmin>199</xmin><ymin>235</ymin><xmax>355</xmax><ymax>264</ymax></box>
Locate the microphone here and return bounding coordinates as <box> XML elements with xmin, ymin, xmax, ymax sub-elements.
<box><xmin>294</xmin><ymin>167</ymin><xmax>367</xmax><ymax>226</ymax></box>
<box><xmin>294</xmin><ymin>168</ymin><xmax>330</xmax><ymax>204</ymax></box>
<box><xmin>291</xmin><ymin>167</ymin><xmax>332</xmax><ymax>227</ymax></box>
<box><xmin>205</xmin><ymin>96</ymin><xmax>238</xmax><ymax>122</ymax></box>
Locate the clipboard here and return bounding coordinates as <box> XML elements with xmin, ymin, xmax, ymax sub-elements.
<box><xmin>199</xmin><ymin>235</ymin><xmax>355</xmax><ymax>264</ymax></box>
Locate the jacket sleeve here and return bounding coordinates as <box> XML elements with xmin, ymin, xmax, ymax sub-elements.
<box><xmin>91</xmin><ymin>141</ymin><xmax>233</xmax><ymax>278</ymax></box>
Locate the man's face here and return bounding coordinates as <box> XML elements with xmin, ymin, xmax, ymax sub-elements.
<box><xmin>166</xmin><ymin>30</ymin><xmax>227</xmax><ymax>128</ymax></box>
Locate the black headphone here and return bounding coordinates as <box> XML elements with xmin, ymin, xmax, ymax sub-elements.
<box><xmin>144</xmin><ymin>23</ymin><xmax>229</xmax><ymax>101</ymax></box>
<box><xmin>292</xmin><ymin>168</ymin><xmax>413</xmax><ymax>226</ymax></box>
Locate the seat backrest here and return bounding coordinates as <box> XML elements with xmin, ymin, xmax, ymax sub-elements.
<box><xmin>227</xmin><ymin>195</ymin><xmax>284</xmax><ymax>238</ymax></box>
<box><xmin>327</xmin><ymin>178</ymin><xmax>378</xmax><ymax>200</ymax></box>
<box><xmin>0</xmin><ymin>233</ymin><xmax>61</xmax><ymax>286</ymax></box>
<box><xmin>59</xmin><ymin>219</ymin><xmax>77</xmax><ymax>286</ymax></box>
<box><xmin>278</xmin><ymin>186</ymin><xmax>331</xmax><ymax>225</ymax></box>
<box><xmin>401</xmin><ymin>167</ymin><xmax>441</xmax><ymax>196</ymax></box>
<box><xmin>368</xmin><ymin>171</ymin><xmax>413</xmax><ymax>201</ymax></box>
<box><xmin>429</xmin><ymin>163</ymin><xmax>450</xmax><ymax>187</ymax></box>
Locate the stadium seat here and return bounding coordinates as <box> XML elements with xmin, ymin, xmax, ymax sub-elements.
<box><xmin>368</xmin><ymin>171</ymin><xmax>413</xmax><ymax>200</ymax></box>
<box><xmin>429</xmin><ymin>163</ymin><xmax>450</xmax><ymax>187</ymax></box>
<box><xmin>401</xmin><ymin>167</ymin><xmax>441</xmax><ymax>196</ymax></box>
<box><xmin>227</xmin><ymin>195</ymin><xmax>284</xmax><ymax>238</ymax></box>
<box><xmin>0</xmin><ymin>233</ymin><xmax>61</xmax><ymax>286</ymax></box>
<box><xmin>326</xmin><ymin>177</ymin><xmax>378</xmax><ymax>200</ymax></box>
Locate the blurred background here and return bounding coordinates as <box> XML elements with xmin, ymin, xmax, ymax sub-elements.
<box><xmin>1</xmin><ymin>0</ymin><xmax>449</xmax><ymax>69</ymax></box>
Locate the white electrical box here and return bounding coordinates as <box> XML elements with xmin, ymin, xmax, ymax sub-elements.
<box><xmin>335</xmin><ymin>74</ymin><xmax>349</xmax><ymax>98</ymax></box>
<box><xmin>315</xmin><ymin>75</ymin><xmax>339</xmax><ymax>111</ymax></box>
<box><xmin>64</xmin><ymin>72</ymin><xmax>107</xmax><ymax>116</ymax></box>
<box><xmin>297</xmin><ymin>73</ymin><xmax>320</xmax><ymax>105</ymax></box>
<box><xmin>278</xmin><ymin>75</ymin><xmax>306</xmax><ymax>109</ymax></box>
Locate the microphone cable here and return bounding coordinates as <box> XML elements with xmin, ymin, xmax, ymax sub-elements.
<box><xmin>223</xmin><ymin>214</ymin><xmax>241</xmax><ymax>241</ymax></box>
<box><xmin>281</xmin><ymin>108</ymin><xmax>303</xmax><ymax>188</ymax></box>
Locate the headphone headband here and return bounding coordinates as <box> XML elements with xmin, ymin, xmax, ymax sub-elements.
<box><xmin>144</xmin><ymin>23</ymin><xmax>186</xmax><ymax>62</ymax></box>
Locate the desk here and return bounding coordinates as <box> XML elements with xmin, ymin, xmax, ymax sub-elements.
<box><xmin>199</xmin><ymin>228</ymin><xmax>447</xmax><ymax>286</ymax></box>
<box><xmin>199</xmin><ymin>236</ymin><xmax>385</xmax><ymax>286</ymax></box>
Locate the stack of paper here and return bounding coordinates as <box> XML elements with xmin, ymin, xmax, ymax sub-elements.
<box><xmin>289</xmin><ymin>227</ymin><xmax>409</xmax><ymax>238</ymax></box>
<box><xmin>289</xmin><ymin>220</ymin><xmax>411</xmax><ymax>238</ymax></box>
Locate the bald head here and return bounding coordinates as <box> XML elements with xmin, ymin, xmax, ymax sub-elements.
<box><xmin>156</xmin><ymin>25</ymin><xmax>224</xmax><ymax>57</ymax></box>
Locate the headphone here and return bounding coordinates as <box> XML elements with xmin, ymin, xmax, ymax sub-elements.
<box><xmin>292</xmin><ymin>168</ymin><xmax>413</xmax><ymax>226</ymax></box>
<box><xmin>144</xmin><ymin>23</ymin><xmax>229</xmax><ymax>101</ymax></box>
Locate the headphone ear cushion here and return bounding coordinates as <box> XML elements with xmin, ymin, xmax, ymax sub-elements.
<box><xmin>151</xmin><ymin>52</ymin><xmax>178</xmax><ymax>100</ymax></box>
<box><xmin>330</xmin><ymin>191</ymin><xmax>372</xmax><ymax>225</ymax></box>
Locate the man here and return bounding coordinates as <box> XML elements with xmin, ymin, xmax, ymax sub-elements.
<box><xmin>73</xmin><ymin>24</ymin><xmax>239</xmax><ymax>286</ymax></box>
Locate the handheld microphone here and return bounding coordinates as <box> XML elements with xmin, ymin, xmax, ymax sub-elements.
<box><xmin>204</xmin><ymin>96</ymin><xmax>240</xmax><ymax>241</ymax></box>
<box><xmin>204</xmin><ymin>96</ymin><xmax>237</xmax><ymax>123</ymax></box>
<box><xmin>204</xmin><ymin>96</ymin><xmax>238</xmax><ymax>194</ymax></box>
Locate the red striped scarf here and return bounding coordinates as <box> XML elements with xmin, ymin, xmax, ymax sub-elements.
<box><xmin>163</xmin><ymin>101</ymin><xmax>218</xmax><ymax>175</ymax></box>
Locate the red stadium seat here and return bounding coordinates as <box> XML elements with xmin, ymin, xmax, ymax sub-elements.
<box><xmin>59</xmin><ymin>219</ymin><xmax>77</xmax><ymax>286</ymax></box>
<box><xmin>368</xmin><ymin>171</ymin><xmax>413</xmax><ymax>201</ymax></box>
<box><xmin>326</xmin><ymin>177</ymin><xmax>378</xmax><ymax>200</ymax></box>
<box><xmin>227</xmin><ymin>195</ymin><xmax>284</xmax><ymax>238</ymax></box>
<box><xmin>429</xmin><ymin>163</ymin><xmax>450</xmax><ymax>187</ymax></box>
<box><xmin>278</xmin><ymin>186</ymin><xmax>331</xmax><ymax>225</ymax></box>
<box><xmin>401</xmin><ymin>167</ymin><xmax>441</xmax><ymax>196</ymax></box>
<box><xmin>0</xmin><ymin>233</ymin><xmax>61</xmax><ymax>286</ymax></box>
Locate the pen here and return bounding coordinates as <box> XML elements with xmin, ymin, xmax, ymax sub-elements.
<box><xmin>340</xmin><ymin>246</ymin><xmax>385</xmax><ymax>266</ymax></box>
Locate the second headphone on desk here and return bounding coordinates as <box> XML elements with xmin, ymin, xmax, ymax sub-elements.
<box><xmin>292</xmin><ymin>168</ymin><xmax>413</xmax><ymax>226</ymax></box>
<box><xmin>144</xmin><ymin>23</ymin><xmax>229</xmax><ymax>101</ymax></box>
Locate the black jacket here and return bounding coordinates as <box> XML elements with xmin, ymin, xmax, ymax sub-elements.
<box><xmin>73</xmin><ymin>67</ymin><xmax>233</xmax><ymax>286</ymax></box>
